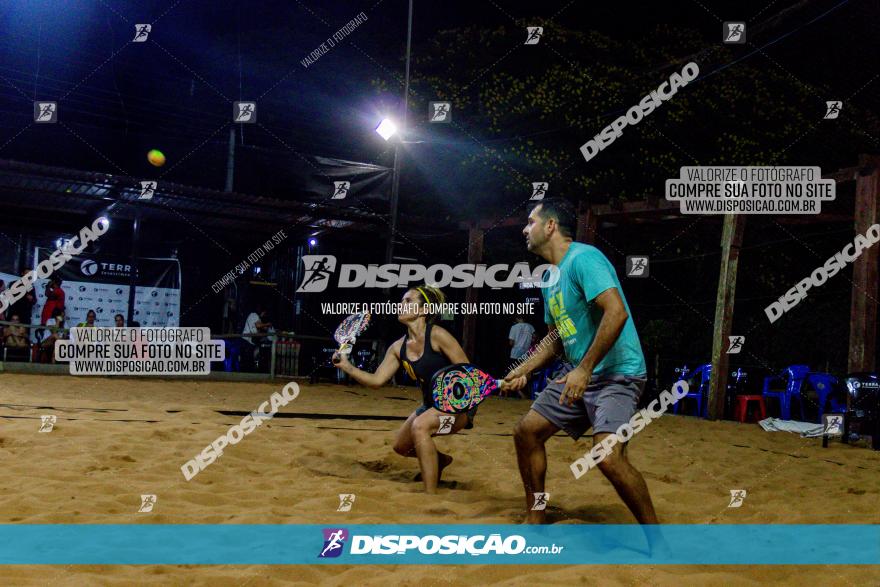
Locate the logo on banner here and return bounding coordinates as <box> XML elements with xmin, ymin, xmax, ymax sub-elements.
<box><xmin>81</xmin><ymin>260</ymin><xmax>99</xmax><ymax>276</ymax></box>
<box><xmin>319</xmin><ymin>528</ymin><xmax>348</xmax><ymax>558</ymax></box>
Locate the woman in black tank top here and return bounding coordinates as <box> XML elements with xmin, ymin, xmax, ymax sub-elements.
<box><xmin>333</xmin><ymin>285</ymin><xmax>476</xmax><ymax>494</ymax></box>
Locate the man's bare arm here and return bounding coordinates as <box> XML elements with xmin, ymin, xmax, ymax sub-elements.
<box><xmin>576</xmin><ymin>288</ymin><xmax>628</xmax><ymax>374</ymax></box>
<box><xmin>506</xmin><ymin>326</ymin><xmax>562</xmax><ymax>379</ymax></box>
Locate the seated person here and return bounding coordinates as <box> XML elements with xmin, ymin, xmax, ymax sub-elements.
<box><xmin>40</xmin><ymin>308</ymin><xmax>67</xmax><ymax>363</ymax></box>
<box><xmin>242</xmin><ymin>308</ymin><xmax>273</xmax><ymax>371</ymax></box>
<box><xmin>77</xmin><ymin>309</ymin><xmax>97</xmax><ymax>328</ymax></box>
<box><xmin>3</xmin><ymin>313</ymin><xmax>30</xmax><ymax>351</ymax></box>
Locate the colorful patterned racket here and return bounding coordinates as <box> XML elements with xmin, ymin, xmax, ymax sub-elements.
<box><xmin>333</xmin><ymin>311</ymin><xmax>371</xmax><ymax>356</ymax></box>
<box><xmin>430</xmin><ymin>363</ymin><xmax>506</xmax><ymax>414</ymax></box>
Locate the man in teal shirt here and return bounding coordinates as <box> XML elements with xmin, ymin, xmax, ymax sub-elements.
<box><xmin>505</xmin><ymin>199</ymin><xmax>658</xmax><ymax>526</ymax></box>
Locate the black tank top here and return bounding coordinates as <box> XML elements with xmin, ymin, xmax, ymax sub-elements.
<box><xmin>400</xmin><ymin>323</ymin><xmax>450</xmax><ymax>408</ymax></box>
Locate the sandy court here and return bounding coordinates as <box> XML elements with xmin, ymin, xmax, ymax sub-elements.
<box><xmin>0</xmin><ymin>372</ymin><xmax>879</xmax><ymax>585</ymax></box>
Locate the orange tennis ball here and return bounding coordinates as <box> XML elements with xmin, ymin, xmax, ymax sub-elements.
<box><xmin>147</xmin><ymin>149</ymin><xmax>166</xmax><ymax>167</ymax></box>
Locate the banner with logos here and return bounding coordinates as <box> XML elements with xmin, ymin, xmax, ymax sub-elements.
<box><xmin>29</xmin><ymin>249</ymin><xmax>181</xmax><ymax>328</ymax></box>
<box><xmin>0</xmin><ymin>270</ymin><xmax>18</xmax><ymax>318</ymax></box>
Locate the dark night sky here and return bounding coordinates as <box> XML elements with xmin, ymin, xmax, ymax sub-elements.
<box><xmin>1</xmin><ymin>0</ymin><xmax>875</xmax><ymax>191</ymax></box>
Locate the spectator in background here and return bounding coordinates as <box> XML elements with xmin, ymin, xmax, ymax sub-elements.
<box><xmin>114</xmin><ymin>314</ymin><xmax>125</xmax><ymax>327</ymax></box>
<box><xmin>40</xmin><ymin>307</ymin><xmax>67</xmax><ymax>363</ymax></box>
<box><xmin>504</xmin><ymin>316</ymin><xmax>536</xmax><ymax>399</ymax></box>
<box><xmin>508</xmin><ymin>315</ymin><xmax>536</xmax><ymax>363</ymax></box>
<box><xmin>3</xmin><ymin>313</ymin><xmax>30</xmax><ymax>351</ymax></box>
<box><xmin>77</xmin><ymin>309</ymin><xmax>97</xmax><ymax>328</ymax></box>
<box><xmin>242</xmin><ymin>306</ymin><xmax>272</xmax><ymax>371</ymax></box>
<box><xmin>0</xmin><ymin>279</ymin><xmax>5</xmax><ymax>322</ymax></box>
<box><xmin>8</xmin><ymin>270</ymin><xmax>37</xmax><ymax>330</ymax></box>
<box><xmin>40</xmin><ymin>276</ymin><xmax>65</xmax><ymax>326</ymax></box>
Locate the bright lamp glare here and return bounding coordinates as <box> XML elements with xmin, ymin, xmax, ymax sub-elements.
<box><xmin>308</xmin><ymin>238</ymin><xmax>317</xmax><ymax>246</ymax></box>
<box><xmin>375</xmin><ymin>118</ymin><xmax>397</xmax><ymax>141</ymax></box>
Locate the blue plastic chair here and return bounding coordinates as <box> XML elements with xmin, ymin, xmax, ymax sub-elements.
<box><xmin>530</xmin><ymin>369</ymin><xmax>547</xmax><ymax>399</ymax></box>
<box><xmin>223</xmin><ymin>338</ymin><xmax>241</xmax><ymax>372</ymax></box>
<box><xmin>807</xmin><ymin>372</ymin><xmax>840</xmax><ymax>421</ymax></box>
<box><xmin>762</xmin><ymin>365</ymin><xmax>809</xmax><ymax>420</ymax></box>
<box><xmin>673</xmin><ymin>363</ymin><xmax>711</xmax><ymax>417</ymax></box>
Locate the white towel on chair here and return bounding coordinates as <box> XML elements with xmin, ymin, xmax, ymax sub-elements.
<box><xmin>758</xmin><ymin>417</ymin><xmax>825</xmax><ymax>438</ymax></box>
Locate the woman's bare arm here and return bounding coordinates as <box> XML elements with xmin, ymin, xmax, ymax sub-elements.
<box><xmin>335</xmin><ymin>338</ymin><xmax>403</xmax><ymax>388</ymax></box>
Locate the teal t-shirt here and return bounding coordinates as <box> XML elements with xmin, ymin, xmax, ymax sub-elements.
<box><xmin>542</xmin><ymin>242</ymin><xmax>646</xmax><ymax>376</ymax></box>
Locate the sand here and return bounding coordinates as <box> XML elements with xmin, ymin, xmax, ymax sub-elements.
<box><xmin>0</xmin><ymin>373</ymin><xmax>878</xmax><ymax>585</ymax></box>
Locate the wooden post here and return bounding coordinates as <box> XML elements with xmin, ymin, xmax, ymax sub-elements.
<box><xmin>708</xmin><ymin>214</ymin><xmax>746</xmax><ymax>420</ymax></box>
<box><xmin>848</xmin><ymin>155</ymin><xmax>880</xmax><ymax>373</ymax></box>
<box><xmin>462</xmin><ymin>225</ymin><xmax>484</xmax><ymax>360</ymax></box>
<box><xmin>576</xmin><ymin>203</ymin><xmax>597</xmax><ymax>244</ymax></box>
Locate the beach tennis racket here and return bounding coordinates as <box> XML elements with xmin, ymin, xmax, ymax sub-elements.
<box><xmin>430</xmin><ymin>363</ymin><xmax>507</xmax><ymax>414</ymax></box>
<box><xmin>333</xmin><ymin>311</ymin><xmax>371</xmax><ymax>356</ymax></box>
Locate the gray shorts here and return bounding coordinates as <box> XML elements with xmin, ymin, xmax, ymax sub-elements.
<box><xmin>531</xmin><ymin>363</ymin><xmax>646</xmax><ymax>440</ymax></box>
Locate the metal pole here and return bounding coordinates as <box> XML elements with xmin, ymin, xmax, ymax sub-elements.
<box><xmin>385</xmin><ymin>0</ymin><xmax>414</xmax><ymax>265</ymax></box>
<box><xmin>127</xmin><ymin>213</ymin><xmax>141</xmax><ymax>326</ymax></box>
<box><xmin>293</xmin><ymin>244</ymin><xmax>304</xmax><ymax>331</ymax></box>
<box><xmin>270</xmin><ymin>338</ymin><xmax>277</xmax><ymax>379</ymax></box>
<box><xmin>225</xmin><ymin>127</ymin><xmax>235</xmax><ymax>192</ymax></box>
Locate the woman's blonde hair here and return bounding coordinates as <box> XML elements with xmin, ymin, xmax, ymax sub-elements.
<box><xmin>412</xmin><ymin>284</ymin><xmax>445</xmax><ymax>324</ymax></box>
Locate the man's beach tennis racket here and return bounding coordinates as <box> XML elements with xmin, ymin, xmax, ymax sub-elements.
<box><xmin>430</xmin><ymin>363</ymin><xmax>506</xmax><ymax>414</ymax></box>
<box><xmin>333</xmin><ymin>311</ymin><xmax>371</xmax><ymax>357</ymax></box>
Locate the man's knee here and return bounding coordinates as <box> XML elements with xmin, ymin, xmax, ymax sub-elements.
<box><xmin>514</xmin><ymin>417</ymin><xmax>539</xmax><ymax>445</ymax></box>
<box><xmin>595</xmin><ymin>446</ymin><xmax>628</xmax><ymax>477</ymax></box>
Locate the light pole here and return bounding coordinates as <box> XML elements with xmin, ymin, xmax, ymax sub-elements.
<box><xmin>384</xmin><ymin>0</ymin><xmax>414</xmax><ymax>265</ymax></box>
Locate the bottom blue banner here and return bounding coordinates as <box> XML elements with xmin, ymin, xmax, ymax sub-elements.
<box><xmin>0</xmin><ymin>525</ymin><xmax>878</xmax><ymax>564</ymax></box>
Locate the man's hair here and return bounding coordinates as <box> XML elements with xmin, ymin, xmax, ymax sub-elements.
<box><xmin>533</xmin><ymin>198</ymin><xmax>577</xmax><ymax>239</ymax></box>
<box><xmin>114</xmin><ymin>314</ymin><xmax>124</xmax><ymax>321</ymax></box>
